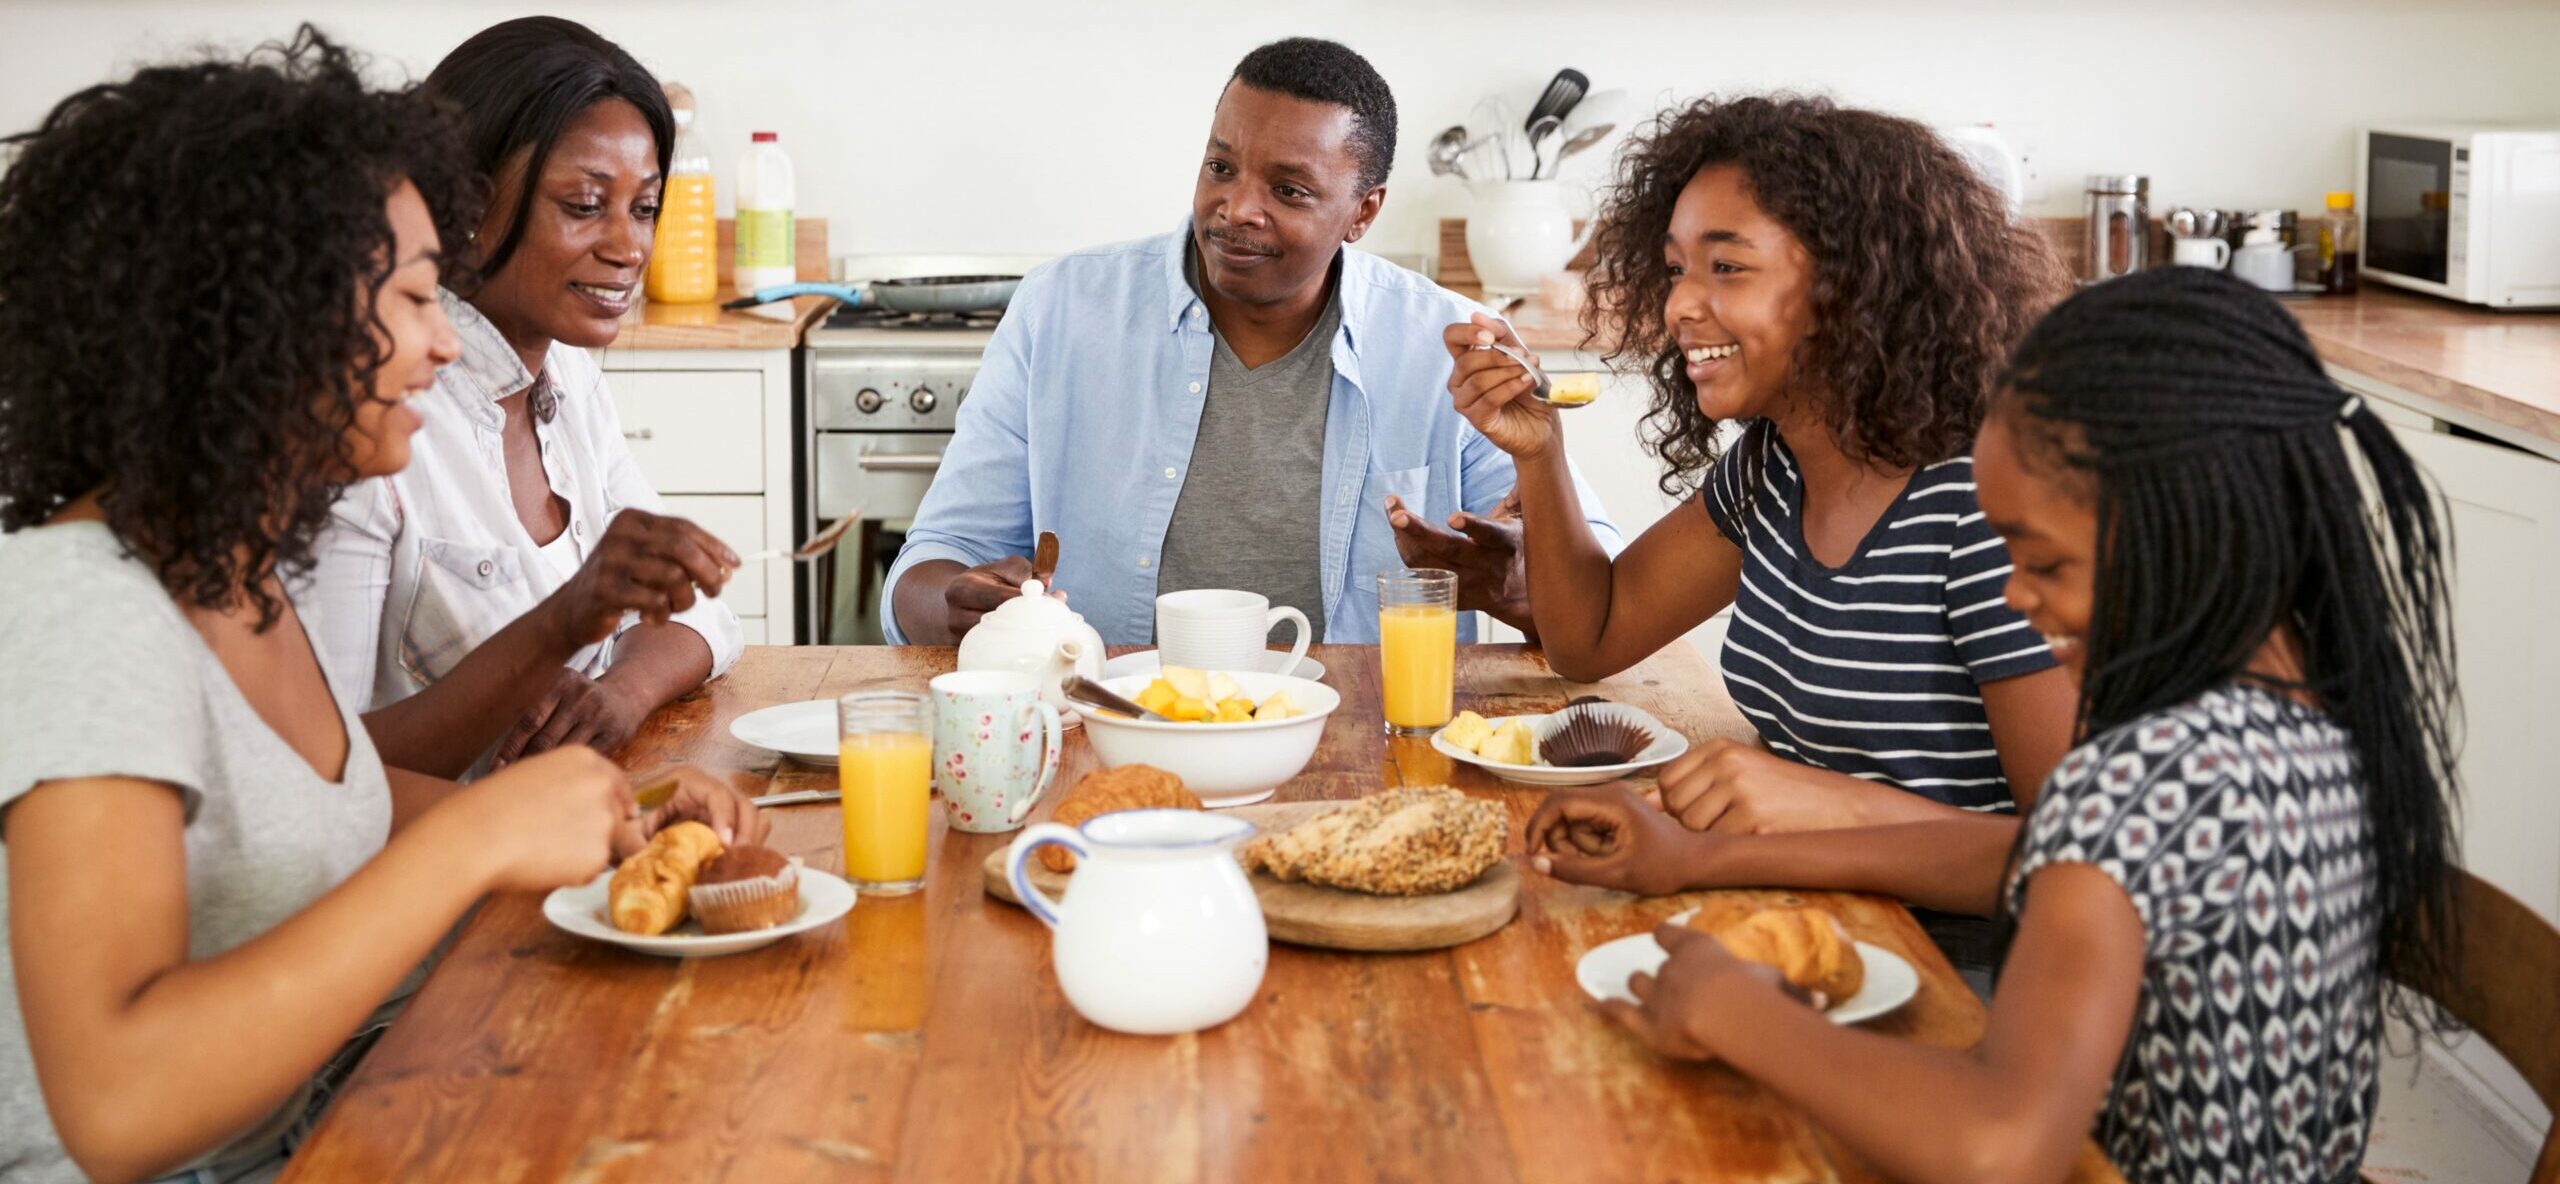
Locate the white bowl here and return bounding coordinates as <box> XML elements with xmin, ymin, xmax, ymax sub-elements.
<box><xmin>1082</xmin><ymin>671</ymin><xmax>1339</xmax><ymax>807</ymax></box>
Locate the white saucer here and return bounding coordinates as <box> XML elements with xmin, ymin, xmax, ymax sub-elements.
<box><xmin>728</xmin><ymin>699</ymin><xmax>842</xmax><ymax>766</ymax></box>
<box><xmin>543</xmin><ymin>865</ymin><xmax>856</xmax><ymax>958</ymax></box>
<box><xmin>1431</xmin><ymin>702</ymin><xmax>1688</xmax><ymax>787</ymax></box>
<box><xmin>1573</xmin><ymin>909</ymin><xmax>1918</xmax><ymax>1025</ymax></box>
<box><xmin>1101</xmin><ymin>649</ymin><xmax>1327</xmax><ymax>682</ymax></box>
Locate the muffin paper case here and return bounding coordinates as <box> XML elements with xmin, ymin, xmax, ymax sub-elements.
<box><xmin>688</xmin><ymin>858</ymin><xmax>802</xmax><ymax>934</ymax></box>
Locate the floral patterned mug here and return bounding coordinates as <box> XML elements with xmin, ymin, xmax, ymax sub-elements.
<box><xmin>928</xmin><ymin>670</ymin><xmax>1063</xmax><ymax>834</ymax></box>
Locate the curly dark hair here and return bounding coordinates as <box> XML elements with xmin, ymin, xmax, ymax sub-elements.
<box><xmin>1583</xmin><ymin>93</ymin><xmax>2068</xmax><ymax>498</ymax></box>
<box><xmin>1229</xmin><ymin>37</ymin><xmax>1397</xmax><ymax>191</ymax></box>
<box><xmin>0</xmin><ymin>26</ymin><xmax>478</xmax><ymax>627</ymax></box>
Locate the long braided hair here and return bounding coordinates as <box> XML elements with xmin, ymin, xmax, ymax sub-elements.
<box><xmin>1998</xmin><ymin>267</ymin><xmax>2460</xmax><ymax>1016</ymax></box>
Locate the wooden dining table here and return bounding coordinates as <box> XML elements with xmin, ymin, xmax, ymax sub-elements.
<box><xmin>284</xmin><ymin>643</ymin><xmax>2122</xmax><ymax>1184</ymax></box>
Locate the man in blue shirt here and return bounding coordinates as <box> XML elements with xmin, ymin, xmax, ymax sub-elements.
<box><xmin>886</xmin><ymin>37</ymin><xmax>1617</xmax><ymax>646</ymax></box>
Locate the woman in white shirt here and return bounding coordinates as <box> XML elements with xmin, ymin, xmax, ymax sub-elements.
<box><xmin>309</xmin><ymin>17</ymin><xmax>744</xmax><ymax>779</ymax></box>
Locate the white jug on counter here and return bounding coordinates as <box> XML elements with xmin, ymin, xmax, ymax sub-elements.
<box><xmin>1465</xmin><ymin>179</ymin><xmax>1597</xmax><ymax>302</ymax></box>
<box><xmin>1006</xmin><ymin>810</ymin><xmax>1267</xmax><ymax>1035</ymax></box>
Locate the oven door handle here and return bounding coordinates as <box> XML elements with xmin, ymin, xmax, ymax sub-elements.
<box><xmin>855</xmin><ymin>452</ymin><xmax>946</xmax><ymax>472</ymax></box>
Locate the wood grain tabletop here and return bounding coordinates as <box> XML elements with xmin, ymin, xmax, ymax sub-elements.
<box><xmin>281</xmin><ymin>644</ymin><xmax>2123</xmax><ymax>1184</ymax></box>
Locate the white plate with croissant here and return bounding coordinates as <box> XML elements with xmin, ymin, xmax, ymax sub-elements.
<box><xmin>1575</xmin><ymin>907</ymin><xmax>1919</xmax><ymax>1025</ymax></box>
<box><xmin>543</xmin><ymin>865</ymin><xmax>856</xmax><ymax>958</ymax></box>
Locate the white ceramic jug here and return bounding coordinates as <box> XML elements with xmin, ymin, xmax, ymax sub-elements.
<box><xmin>1005</xmin><ymin>810</ymin><xmax>1267</xmax><ymax>1035</ymax></box>
<box><xmin>1466</xmin><ymin>179</ymin><xmax>1597</xmax><ymax>301</ymax></box>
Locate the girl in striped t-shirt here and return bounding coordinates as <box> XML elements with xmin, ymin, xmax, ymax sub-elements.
<box><xmin>1433</xmin><ymin>94</ymin><xmax>2077</xmax><ymax>833</ymax></box>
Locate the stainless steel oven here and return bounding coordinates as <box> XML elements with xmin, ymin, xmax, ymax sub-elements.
<box><xmin>802</xmin><ymin>320</ymin><xmax>996</xmax><ymax>643</ymax></box>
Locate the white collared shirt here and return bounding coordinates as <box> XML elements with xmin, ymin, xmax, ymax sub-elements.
<box><xmin>304</xmin><ymin>289</ymin><xmax>741</xmax><ymax>730</ymax></box>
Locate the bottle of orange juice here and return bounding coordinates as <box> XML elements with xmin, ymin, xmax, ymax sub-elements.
<box><xmin>645</xmin><ymin>82</ymin><xmax>717</xmax><ymax>304</ymax></box>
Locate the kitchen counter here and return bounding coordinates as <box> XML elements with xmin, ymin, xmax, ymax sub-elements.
<box><xmin>607</xmin><ymin>288</ymin><xmax>834</xmax><ymax>351</ymax></box>
<box><xmin>1459</xmin><ymin>282</ymin><xmax>2560</xmax><ymax>456</ymax></box>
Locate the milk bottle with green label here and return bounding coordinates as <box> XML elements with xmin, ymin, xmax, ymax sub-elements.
<box><xmin>733</xmin><ymin>131</ymin><xmax>795</xmax><ymax>297</ymax></box>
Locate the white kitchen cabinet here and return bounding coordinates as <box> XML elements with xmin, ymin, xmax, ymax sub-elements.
<box><xmin>596</xmin><ymin>348</ymin><xmax>799</xmax><ymax>644</ymax></box>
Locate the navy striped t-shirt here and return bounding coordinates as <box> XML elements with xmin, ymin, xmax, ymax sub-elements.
<box><xmin>1699</xmin><ymin>420</ymin><xmax>2056</xmax><ymax>812</ymax></box>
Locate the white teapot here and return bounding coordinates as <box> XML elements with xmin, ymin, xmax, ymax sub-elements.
<box><xmin>953</xmin><ymin>579</ymin><xmax>1105</xmax><ymax>719</ymax></box>
<box><xmin>1006</xmin><ymin>809</ymin><xmax>1267</xmax><ymax>1034</ymax></box>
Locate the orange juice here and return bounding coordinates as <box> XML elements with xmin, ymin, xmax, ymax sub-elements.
<box><xmin>839</xmin><ymin>731</ymin><xmax>930</xmax><ymax>891</ymax></box>
<box><xmin>1379</xmin><ymin>603</ymin><xmax>1457</xmax><ymax>731</ymax></box>
<box><xmin>645</xmin><ymin>172</ymin><xmax>717</xmax><ymax>304</ymax></box>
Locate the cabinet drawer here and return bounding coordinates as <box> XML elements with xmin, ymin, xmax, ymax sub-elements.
<box><xmin>736</xmin><ymin>617</ymin><xmax>770</xmax><ymax>647</ymax></box>
<box><xmin>660</xmin><ymin>494</ymin><xmax>765</xmax><ymax>618</ymax></box>
<box><xmin>610</xmin><ymin>371</ymin><xmax>763</xmax><ymax>493</ymax></box>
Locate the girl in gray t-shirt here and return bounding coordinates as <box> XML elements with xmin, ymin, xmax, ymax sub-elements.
<box><xmin>0</xmin><ymin>38</ymin><xmax>758</xmax><ymax>1184</ymax></box>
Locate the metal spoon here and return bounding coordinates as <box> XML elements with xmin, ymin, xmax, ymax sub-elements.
<box><xmin>1428</xmin><ymin>125</ymin><xmax>1470</xmax><ymax>178</ymax></box>
<box><xmin>1470</xmin><ymin>339</ymin><xmax>1594</xmax><ymax>409</ymax></box>
<box><xmin>1550</xmin><ymin>121</ymin><xmax>1616</xmax><ymax>167</ymax></box>
<box><xmin>1062</xmin><ymin>676</ymin><xmax>1167</xmax><ymax>722</ymax></box>
<box><xmin>740</xmin><ymin>509</ymin><xmax>860</xmax><ymax>563</ymax></box>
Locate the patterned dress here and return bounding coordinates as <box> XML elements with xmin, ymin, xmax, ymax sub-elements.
<box><xmin>2006</xmin><ymin>682</ymin><xmax>2382</xmax><ymax>1184</ymax></box>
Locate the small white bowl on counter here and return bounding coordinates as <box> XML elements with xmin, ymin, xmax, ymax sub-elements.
<box><xmin>1081</xmin><ymin>671</ymin><xmax>1340</xmax><ymax>808</ymax></box>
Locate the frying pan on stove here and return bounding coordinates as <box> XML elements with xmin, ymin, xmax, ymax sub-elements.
<box><xmin>722</xmin><ymin>275</ymin><xmax>1020</xmax><ymax>314</ymax></box>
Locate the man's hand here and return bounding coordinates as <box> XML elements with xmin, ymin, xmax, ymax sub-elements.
<box><xmin>490</xmin><ymin>667</ymin><xmax>648</xmax><ymax>768</ymax></box>
<box><xmin>943</xmin><ymin>555</ymin><xmax>1066</xmax><ymax>642</ymax></box>
<box><xmin>1385</xmin><ymin>487</ymin><xmax>1532</xmax><ymax>633</ymax></box>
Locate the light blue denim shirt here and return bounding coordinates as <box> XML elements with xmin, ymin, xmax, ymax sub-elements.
<box><xmin>882</xmin><ymin>220</ymin><xmax>1621</xmax><ymax>645</ymax></box>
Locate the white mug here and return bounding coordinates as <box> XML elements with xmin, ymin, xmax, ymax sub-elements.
<box><xmin>2171</xmin><ymin>236</ymin><xmax>2232</xmax><ymax>270</ymax></box>
<box><xmin>2233</xmin><ymin>243</ymin><xmax>2298</xmax><ymax>292</ymax></box>
<box><xmin>1155</xmin><ymin>589</ymin><xmax>1312</xmax><ymax>676</ymax></box>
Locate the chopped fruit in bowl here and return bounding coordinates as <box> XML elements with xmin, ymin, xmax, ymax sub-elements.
<box><xmin>1131</xmin><ymin>665</ymin><xmax>1307</xmax><ymax>724</ymax></box>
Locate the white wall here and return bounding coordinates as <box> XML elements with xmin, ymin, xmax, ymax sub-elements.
<box><xmin>6</xmin><ymin>0</ymin><xmax>2560</xmax><ymax>264</ymax></box>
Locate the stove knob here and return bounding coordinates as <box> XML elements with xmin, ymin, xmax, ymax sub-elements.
<box><xmin>853</xmin><ymin>388</ymin><xmax>884</xmax><ymax>414</ymax></box>
<box><xmin>909</xmin><ymin>387</ymin><xmax>939</xmax><ymax>414</ymax></box>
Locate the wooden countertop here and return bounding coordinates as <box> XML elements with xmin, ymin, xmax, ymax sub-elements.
<box><xmin>281</xmin><ymin>643</ymin><xmax>2124</xmax><ymax>1184</ymax></box>
<box><xmin>607</xmin><ymin>288</ymin><xmax>834</xmax><ymax>352</ymax></box>
<box><xmin>1461</xmin><ymin>281</ymin><xmax>2560</xmax><ymax>456</ymax></box>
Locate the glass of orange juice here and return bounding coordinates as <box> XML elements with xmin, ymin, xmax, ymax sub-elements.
<box><xmin>839</xmin><ymin>691</ymin><xmax>931</xmax><ymax>894</ymax></box>
<box><xmin>1378</xmin><ymin>568</ymin><xmax>1458</xmax><ymax>735</ymax></box>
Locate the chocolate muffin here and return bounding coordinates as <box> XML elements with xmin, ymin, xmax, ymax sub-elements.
<box><xmin>686</xmin><ymin>845</ymin><xmax>801</xmax><ymax>934</ymax></box>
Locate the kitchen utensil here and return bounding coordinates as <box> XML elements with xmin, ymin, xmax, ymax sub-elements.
<box><xmin>1005</xmin><ymin>809</ymin><xmax>1267</xmax><ymax>1035</ymax></box>
<box><xmin>1551</xmin><ymin>121</ymin><xmax>1616</xmax><ymax>169</ymax></box>
<box><xmin>929</xmin><ymin>670</ymin><xmax>1062</xmax><ymax>834</ymax></box>
<box><xmin>953</xmin><ymin>578</ymin><xmax>1106</xmax><ymax>720</ymax></box>
<box><xmin>1526</xmin><ymin>113</ymin><xmax>1561</xmax><ymax>150</ymax></box>
<box><xmin>1427</xmin><ymin>124</ymin><xmax>1470</xmax><ymax>178</ymax></box>
<box><xmin>1470</xmin><ymin>338</ymin><xmax>1593</xmax><ymax>410</ymax></box>
<box><xmin>725</xmin><ymin>275</ymin><xmax>1020</xmax><ymax>313</ymax></box>
<box><xmin>2083</xmin><ymin>174</ymin><xmax>2150</xmax><ymax>281</ymax></box>
<box><xmin>1523</xmin><ymin>68</ymin><xmax>1590</xmax><ymax>142</ymax></box>
<box><xmin>1471</xmin><ymin>94</ymin><xmax>1520</xmax><ymax>179</ymax></box>
<box><xmin>1155</xmin><ymin>588</ymin><xmax>1312</xmax><ymax>676</ymax></box>
<box><xmin>1465</xmin><ymin>178</ymin><xmax>1598</xmax><ymax>301</ymax></box>
<box><xmin>1082</xmin><ymin>672</ymin><xmax>1341</xmax><ymax>807</ymax></box>
<box><xmin>984</xmin><ymin>799</ymin><xmax>1521</xmax><ymax>953</ymax></box>
<box><xmin>1550</xmin><ymin>88</ymin><xmax>1628</xmax><ymax>172</ymax></box>
<box><xmin>1061</xmin><ymin>675</ymin><xmax>1166</xmax><ymax>722</ymax></box>
<box><xmin>1530</xmin><ymin>120</ymin><xmax>1564</xmax><ymax>179</ymax></box>
<box><xmin>741</xmin><ymin>510</ymin><xmax>859</xmax><ymax>563</ymax></box>
<box><xmin>1428</xmin><ymin>702</ymin><xmax>1689</xmax><ymax>787</ymax></box>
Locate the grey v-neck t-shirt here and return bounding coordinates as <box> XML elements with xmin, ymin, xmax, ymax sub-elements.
<box><xmin>0</xmin><ymin>522</ymin><xmax>394</xmax><ymax>1184</ymax></box>
<box><xmin>1154</xmin><ymin>247</ymin><xmax>1337</xmax><ymax>644</ymax></box>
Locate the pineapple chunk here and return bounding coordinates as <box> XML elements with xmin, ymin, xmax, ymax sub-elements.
<box><xmin>1134</xmin><ymin>680</ymin><xmax>1179</xmax><ymax>715</ymax></box>
<box><xmin>1479</xmin><ymin>718</ymin><xmax>1538</xmax><ymax>765</ymax></box>
<box><xmin>1438</xmin><ymin>710</ymin><xmax>1494</xmax><ymax>753</ymax></box>
<box><xmin>1205</xmin><ymin>672</ymin><xmax>1242</xmax><ymax>704</ymax></box>
<box><xmin>1161</xmin><ymin>665</ymin><xmax>1211</xmax><ymax>701</ymax></box>
<box><xmin>1253</xmin><ymin>691</ymin><xmax>1299</xmax><ymax>721</ymax></box>
<box><xmin>1169</xmin><ymin>695</ymin><xmax>1212</xmax><ymax>722</ymax></box>
<box><xmin>1213</xmin><ymin>698</ymin><xmax>1255</xmax><ymax>723</ymax></box>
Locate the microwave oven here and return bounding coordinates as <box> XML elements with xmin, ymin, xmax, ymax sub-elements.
<box><xmin>2358</xmin><ymin>124</ymin><xmax>2560</xmax><ymax>309</ymax></box>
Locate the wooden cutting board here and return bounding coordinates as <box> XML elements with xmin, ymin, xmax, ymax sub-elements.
<box><xmin>980</xmin><ymin>800</ymin><xmax>1520</xmax><ymax>952</ymax></box>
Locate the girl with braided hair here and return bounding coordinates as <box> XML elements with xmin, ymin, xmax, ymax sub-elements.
<box><xmin>1528</xmin><ymin>267</ymin><xmax>2460</xmax><ymax>1184</ymax></box>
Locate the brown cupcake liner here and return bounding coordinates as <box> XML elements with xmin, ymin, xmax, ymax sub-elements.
<box><xmin>687</xmin><ymin>859</ymin><xmax>802</xmax><ymax>934</ymax></box>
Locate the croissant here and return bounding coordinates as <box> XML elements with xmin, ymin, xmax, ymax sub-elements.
<box><xmin>1042</xmin><ymin>765</ymin><xmax>1200</xmax><ymax>872</ymax></box>
<box><xmin>608</xmin><ymin>821</ymin><xmax>726</xmax><ymax>935</ymax></box>
<box><xmin>1691</xmin><ymin>906</ymin><xmax>1865</xmax><ymax>1004</ymax></box>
